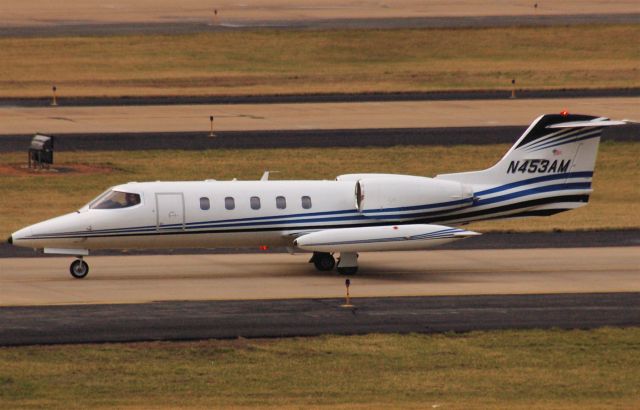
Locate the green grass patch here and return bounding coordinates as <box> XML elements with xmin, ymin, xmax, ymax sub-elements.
<box><xmin>1</xmin><ymin>25</ymin><xmax>638</xmax><ymax>97</ymax></box>
<box><xmin>0</xmin><ymin>328</ymin><xmax>639</xmax><ymax>409</ymax></box>
<box><xmin>1</xmin><ymin>142</ymin><xmax>638</xmax><ymax>238</ymax></box>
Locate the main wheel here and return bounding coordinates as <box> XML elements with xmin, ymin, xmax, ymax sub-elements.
<box><xmin>69</xmin><ymin>259</ymin><xmax>89</xmax><ymax>279</ymax></box>
<box><xmin>312</xmin><ymin>252</ymin><xmax>335</xmax><ymax>271</ymax></box>
<box><xmin>337</xmin><ymin>266</ymin><xmax>358</xmax><ymax>275</ymax></box>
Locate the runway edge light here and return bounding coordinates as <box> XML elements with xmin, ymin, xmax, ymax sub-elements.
<box><xmin>341</xmin><ymin>278</ymin><xmax>355</xmax><ymax>308</ymax></box>
<box><xmin>209</xmin><ymin>115</ymin><xmax>216</xmax><ymax>137</ymax></box>
<box><xmin>51</xmin><ymin>85</ymin><xmax>58</xmax><ymax>106</ymax></box>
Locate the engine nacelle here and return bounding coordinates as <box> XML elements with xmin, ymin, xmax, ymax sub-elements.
<box><xmin>354</xmin><ymin>176</ymin><xmax>474</xmax><ymax>219</ymax></box>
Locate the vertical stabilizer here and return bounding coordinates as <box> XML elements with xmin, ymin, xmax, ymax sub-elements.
<box><xmin>435</xmin><ymin>113</ymin><xmax>628</xmax><ymax>219</ymax></box>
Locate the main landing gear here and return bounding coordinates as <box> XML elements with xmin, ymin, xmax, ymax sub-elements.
<box><xmin>310</xmin><ymin>252</ymin><xmax>358</xmax><ymax>275</ymax></box>
<box><xmin>69</xmin><ymin>257</ymin><xmax>89</xmax><ymax>279</ymax></box>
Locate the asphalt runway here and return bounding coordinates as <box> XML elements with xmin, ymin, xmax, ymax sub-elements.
<box><xmin>3</xmin><ymin>88</ymin><xmax>639</xmax><ymax>108</ymax></box>
<box><xmin>1</xmin><ymin>293</ymin><xmax>638</xmax><ymax>346</ymax></box>
<box><xmin>3</xmin><ymin>124</ymin><xmax>638</xmax><ymax>152</ymax></box>
<box><xmin>2</xmin><ymin>14</ymin><xmax>639</xmax><ymax>37</ymax></box>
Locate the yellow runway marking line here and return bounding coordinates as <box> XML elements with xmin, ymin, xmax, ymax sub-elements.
<box><xmin>1</xmin><ymin>247</ymin><xmax>638</xmax><ymax>306</ymax></box>
<box><xmin>1</xmin><ymin>97</ymin><xmax>638</xmax><ymax>135</ymax></box>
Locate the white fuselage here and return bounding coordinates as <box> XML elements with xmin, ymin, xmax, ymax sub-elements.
<box><xmin>10</xmin><ymin>166</ymin><xmax>593</xmax><ymax>252</ymax></box>
<box><xmin>13</xmin><ymin>180</ymin><xmax>363</xmax><ymax>250</ymax></box>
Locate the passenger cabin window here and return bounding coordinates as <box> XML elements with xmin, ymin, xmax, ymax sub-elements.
<box><xmin>200</xmin><ymin>197</ymin><xmax>210</xmax><ymax>210</ymax></box>
<box><xmin>225</xmin><ymin>197</ymin><xmax>235</xmax><ymax>210</ymax></box>
<box><xmin>301</xmin><ymin>196</ymin><xmax>312</xmax><ymax>209</ymax></box>
<box><xmin>276</xmin><ymin>196</ymin><xmax>286</xmax><ymax>209</ymax></box>
<box><xmin>91</xmin><ymin>190</ymin><xmax>140</xmax><ymax>209</ymax></box>
<box><xmin>250</xmin><ymin>196</ymin><xmax>261</xmax><ymax>210</ymax></box>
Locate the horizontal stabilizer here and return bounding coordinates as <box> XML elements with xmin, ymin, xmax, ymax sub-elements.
<box><xmin>547</xmin><ymin>119</ymin><xmax>629</xmax><ymax>128</ymax></box>
<box><xmin>452</xmin><ymin>230</ymin><xmax>482</xmax><ymax>238</ymax></box>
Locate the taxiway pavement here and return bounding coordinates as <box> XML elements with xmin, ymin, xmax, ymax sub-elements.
<box><xmin>1</xmin><ymin>247</ymin><xmax>638</xmax><ymax>306</ymax></box>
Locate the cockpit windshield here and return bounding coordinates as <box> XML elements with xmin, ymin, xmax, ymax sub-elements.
<box><xmin>89</xmin><ymin>190</ymin><xmax>141</xmax><ymax>209</ymax></box>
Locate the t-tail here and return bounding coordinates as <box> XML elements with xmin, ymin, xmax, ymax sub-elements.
<box><xmin>436</xmin><ymin>113</ymin><xmax>629</xmax><ymax>220</ymax></box>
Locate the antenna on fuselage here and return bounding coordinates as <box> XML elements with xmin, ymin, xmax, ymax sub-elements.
<box><xmin>260</xmin><ymin>170</ymin><xmax>280</xmax><ymax>181</ymax></box>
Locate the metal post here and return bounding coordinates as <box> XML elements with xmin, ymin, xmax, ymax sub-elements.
<box><xmin>209</xmin><ymin>115</ymin><xmax>215</xmax><ymax>137</ymax></box>
<box><xmin>510</xmin><ymin>79</ymin><xmax>516</xmax><ymax>99</ymax></box>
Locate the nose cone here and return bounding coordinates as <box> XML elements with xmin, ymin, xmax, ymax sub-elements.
<box><xmin>10</xmin><ymin>212</ymin><xmax>83</xmax><ymax>249</ymax></box>
<box><xmin>10</xmin><ymin>226</ymin><xmax>34</xmax><ymax>248</ymax></box>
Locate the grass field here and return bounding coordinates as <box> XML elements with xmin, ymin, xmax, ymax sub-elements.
<box><xmin>1</xmin><ymin>142</ymin><xmax>638</xmax><ymax>238</ymax></box>
<box><xmin>1</xmin><ymin>25</ymin><xmax>638</xmax><ymax>97</ymax></box>
<box><xmin>0</xmin><ymin>328</ymin><xmax>639</xmax><ymax>409</ymax></box>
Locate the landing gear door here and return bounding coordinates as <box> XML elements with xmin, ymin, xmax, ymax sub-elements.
<box><xmin>156</xmin><ymin>193</ymin><xmax>185</xmax><ymax>231</ymax></box>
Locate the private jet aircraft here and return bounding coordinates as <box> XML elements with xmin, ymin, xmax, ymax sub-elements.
<box><xmin>8</xmin><ymin>113</ymin><xmax>630</xmax><ymax>278</ymax></box>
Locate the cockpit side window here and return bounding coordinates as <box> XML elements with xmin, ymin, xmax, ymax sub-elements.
<box><xmin>90</xmin><ymin>190</ymin><xmax>141</xmax><ymax>209</ymax></box>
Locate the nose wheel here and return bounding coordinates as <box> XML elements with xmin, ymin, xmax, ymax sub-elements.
<box><xmin>70</xmin><ymin>258</ymin><xmax>89</xmax><ymax>279</ymax></box>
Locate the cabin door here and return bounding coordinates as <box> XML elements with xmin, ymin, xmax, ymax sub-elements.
<box><xmin>156</xmin><ymin>193</ymin><xmax>185</xmax><ymax>231</ymax></box>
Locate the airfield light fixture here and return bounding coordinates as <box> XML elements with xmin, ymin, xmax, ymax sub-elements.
<box><xmin>51</xmin><ymin>85</ymin><xmax>58</xmax><ymax>106</ymax></box>
<box><xmin>341</xmin><ymin>279</ymin><xmax>354</xmax><ymax>308</ymax></box>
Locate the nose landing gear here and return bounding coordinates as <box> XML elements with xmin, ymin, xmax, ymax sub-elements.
<box><xmin>69</xmin><ymin>258</ymin><xmax>89</xmax><ymax>279</ymax></box>
<box><xmin>336</xmin><ymin>252</ymin><xmax>358</xmax><ymax>275</ymax></box>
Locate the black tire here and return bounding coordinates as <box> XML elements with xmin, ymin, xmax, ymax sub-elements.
<box><xmin>337</xmin><ymin>266</ymin><xmax>358</xmax><ymax>275</ymax></box>
<box><xmin>313</xmin><ymin>252</ymin><xmax>335</xmax><ymax>271</ymax></box>
<box><xmin>69</xmin><ymin>259</ymin><xmax>89</xmax><ymax>279</ymax></box>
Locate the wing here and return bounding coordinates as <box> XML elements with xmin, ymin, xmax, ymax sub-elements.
<box><xmin>288</xmin><ymin>224</ymin><xmax>479</xmax><ymax>253</ymax></box>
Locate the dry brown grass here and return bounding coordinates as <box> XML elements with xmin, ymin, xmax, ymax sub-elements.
<box><xmin>1</xmin><ymin>142</ymin><xmax>637</xmax><ymax>238</ymax></box>
<box><xmin>1</xmin><ymin>329</ymin><xmax>639</xmax><ymax>409</ymax></box>
<box><xmin>1</xmin><ymin>25</ymin><xmax>638</xmax><ymax>97</ymax></box>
